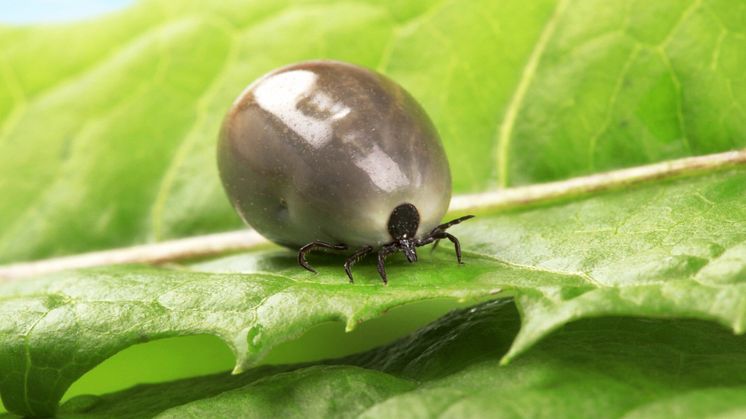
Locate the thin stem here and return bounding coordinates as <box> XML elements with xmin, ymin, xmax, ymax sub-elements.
<box><xmin>0</xmin><ymin>230</ymin><xmax>266</xmax><ymax>281</ymax></box>
<box><xmin>452</xmin><ymin>149</ymin><xmax>746</xmax><ymax>212</ymax></box>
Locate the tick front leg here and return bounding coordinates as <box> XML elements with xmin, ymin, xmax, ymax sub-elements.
<box><xmin>376</xmin><ymin>244</ymin><xmax>398</xmax><ymax>285</ymax></box>
<box><xmin>443</xmin><ymin>232</ymin><xmax>463</xmax><ymax>264</ymax></box>
<box><xmin>434</xmin><ymin>214</ymin><xmax>475</xmax><ymax>231</ymax></box>
<box><xmin>298</xmin><ymin>241</ymin><xmax>348</xmax><ymax>273</ymax></box>
<box><xmin>416</xmin><ymin>230</ymin><xmax>465</xmax><ymax>265</ymax></box>
<box><xmin>344</xmin><ymin>245</ymin><xmax>373</xmax><ymax>283</ymax></box>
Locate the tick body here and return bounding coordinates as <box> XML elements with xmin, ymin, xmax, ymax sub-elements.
<box><xmin>218</xmin><ymin>60</ymin><xmax>473</xmax><ymax>284</ymax></box>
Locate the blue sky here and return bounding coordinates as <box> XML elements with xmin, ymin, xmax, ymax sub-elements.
<box><xmin>0</xmin><ymin>0</ymin><xmax>134</xmax><ymax>24</ymax></box>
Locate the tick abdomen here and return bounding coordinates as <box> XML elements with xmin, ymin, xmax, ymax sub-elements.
<box><xmin>218</xmin><ymin>60</ymin><xmax>451</xmax><ymax>249</ymax></box>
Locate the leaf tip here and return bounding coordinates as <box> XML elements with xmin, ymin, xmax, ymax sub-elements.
<box><xmin>232</xmin><ymin>352</ymin><xmax>255</xmax><ymax>375</ymax></box>
<box><xmin>345</xmin><ymin>317</ymin><xmax>357</xmax><ymax>332</ymax></box>
<box><xmin>499</xmin><ymin>348</ymin><xmax>519</xmax><ymax>366</ymax></box>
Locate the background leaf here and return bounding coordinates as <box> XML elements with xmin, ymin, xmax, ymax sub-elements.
<box><xmin>2</xmin><ymin>0</ymin><xmax>744</xmax><ymax>262</ymax></box>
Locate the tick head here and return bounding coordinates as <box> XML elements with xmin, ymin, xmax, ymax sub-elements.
<box><xmin>387</xmin><ymin>203</ymin><xmax>420</xmax><ymax>241</ymax></box>
<box><xmin>387</xmin><ymin>203</ymin><xmax>420</xmax><ymax>263</ymax></box>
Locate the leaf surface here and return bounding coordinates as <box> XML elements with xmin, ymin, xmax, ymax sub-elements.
<box><xmin>2</xmin><ymin>167</ymin><xmax>746</xmax><ymax>416</ymax></box>
<box><xmin>24</xmin><ymin>300</ymin><xmax>746</xmax><ymax>418</ymax></box>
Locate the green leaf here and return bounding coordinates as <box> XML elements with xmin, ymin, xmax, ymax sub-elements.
<box><xmin>464</xmin><ymin>167</ymin><xmax>746</xmax><ymax>361</ymax></box>
<box><xmin>2</xmin><ymin>0</ymin><xmax>744</xmax><ymax>262</ymax></box>
<box><xmin>3</xmin><ymin>167</ymin><xmax>746</xmax><ymax>416</ymax></box>
<box><xmin>0</xmin><ymin>256</ymin><xmax>503</xmax><ymax>417</ymax></box>
<box><xmin>30</xmin><ymin>300</ymin><xmax>746</xmax><ymax>418</ymax></box>
<box><xmin>3</xmin><ymin>0</ymin><xmax>746</xmax><ymax>417</ymax></box>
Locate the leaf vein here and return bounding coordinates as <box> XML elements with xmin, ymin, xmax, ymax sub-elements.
<box><xmin>495</xmin><ymin>0</ymin><xmax>569</xmax><ymax>188</ymax></box>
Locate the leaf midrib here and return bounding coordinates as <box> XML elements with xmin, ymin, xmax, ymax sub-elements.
<box><xmin>1</xmin><ymin>148</ymin><xmax>745</xmax><ymax>281</ymax></box>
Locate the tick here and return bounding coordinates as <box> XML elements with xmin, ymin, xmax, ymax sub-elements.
<box><xmin>218</xmin><ymin>60</ymin><xmax>473</xmax><ymax>284</ymax></box>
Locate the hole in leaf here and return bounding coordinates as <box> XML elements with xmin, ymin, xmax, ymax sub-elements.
<box><xmin>58</xmin><ymin>298</ymin><xmax>479</xmax><ymax>407</ymax></box>
<box><xmin>261</xmin><ymin>298</ymin><xmax>477</xmax><ymax>365</ymax></box>
<box><xmin>63</xmin><ymin>334</ymin><xmax>233</xmax><ymax>403</ymax></box>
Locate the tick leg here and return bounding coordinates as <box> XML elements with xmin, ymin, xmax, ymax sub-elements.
<box><xmin>376</xmin><ymin>250</ymin><xmax>388</xmax><ymax>285</ymax></box>
<box><xmin>415</xmin><ymin>235</ymin><xmax>436</xmax><ymax>247</ymax></box>
<box><xmin>376</xmin><ymin>244</ymin><xmax>398</xmax><ymax>285</ymax></box>
<box><xmin>416</xmin><ymin>235</ymin><xmax>437</xmax><ymax>254</ymax></box>
<box><xmin>434</xmin><ymin>214</ymin><xmax>475</xmax><ymax>232</ymax></box>
<box><xmin>443</xmin><ymin>232</ymin><xmax>463</xmax><ymax>264</ymax></box>
<box><xmin>344</xmin><ymin>246</ymin><xmax>373</xmax><ymax>283</ymax></box>
<box><xmin>416</xmin><ymin>229</ymin><xmax>465</xmax><ymax>265</ymax></box>
<box><xmin>298</xmin><ymin>241</ymin><xmax>348</xmax><ymax>273</ymax></box>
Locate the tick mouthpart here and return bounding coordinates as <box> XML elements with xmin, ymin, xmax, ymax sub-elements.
<box><xmin>400</xmin><ymin>239</ymin><xmax>418</xmax><ymax>263</ymax></box>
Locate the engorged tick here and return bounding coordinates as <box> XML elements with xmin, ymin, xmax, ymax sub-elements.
<box><xmin>217</xmin><ymin>60</ymin><xmax>474</xmax><ymax>284</ymax></box>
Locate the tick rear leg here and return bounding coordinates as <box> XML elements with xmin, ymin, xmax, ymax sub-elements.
<box><xmin>298</xmin><ymin>241</ymin><xmax>348</xmax><ymax>273</ymax></box>
<box><xmin>344</xmin><ymin>245</ymin><xmax>373</xmax><ymax>283</ymax></box>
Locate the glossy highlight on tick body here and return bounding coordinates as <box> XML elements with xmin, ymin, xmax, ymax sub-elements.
<box><xmin>218</xmin><ymin>60</ymin><xmax>473</xmax><ymax>284</ymax></box>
